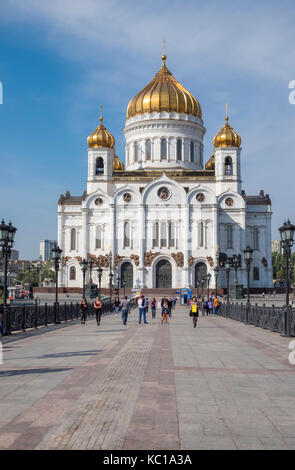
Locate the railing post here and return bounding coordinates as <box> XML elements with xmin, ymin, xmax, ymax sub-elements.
<box><xmin>22</xmin><ymin>304</ymin><xmax>26</xmax><ymax>331</ymax></box>
<box><xmin>64</xmin><ymin>302</ymin><xmax>67</xmax><ymax>322</ymax></box>
<box><xmin>34</xmin><ymin>303</ymin><xmax>38</xmax><ymax>329</ymax></box>
<box><xmin>44</xmin><ymin>303</ymin><xmax>48</xmax><ymax>326</ymax></box>
<box><xmin>70</xmin><ymin>302</ymin><xmax>73</xmax><ymax>321</ymax></box>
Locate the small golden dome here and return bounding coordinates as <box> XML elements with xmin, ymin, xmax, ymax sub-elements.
<box><xmin>87</xmin><ymin>116</ymin><xmax>115</xmax><ymax>149</ymax></box>
<box><xmin>113</xmin><ymin>155</ymin><xmax>124</xmax><ymax>171</ymax></box>
<box><xmin>213</xmin><ymin>116</ymin><xmax>241</xmax><ymax>148</ymax></box>
<box><xmin>205</xmin><ymin>155</ymin><xmax>215</xmax><ymax>171</ymax></box>
<box><xmin>127</xmin><ymin>55</ymin><xmax>202</xmax><ymax>119</ymax></box>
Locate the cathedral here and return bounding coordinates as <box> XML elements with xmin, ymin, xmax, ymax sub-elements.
<box><xmin>57</xmin><ymin>54</ymin><xmax>273</xmax><ymax>291</ymax></box>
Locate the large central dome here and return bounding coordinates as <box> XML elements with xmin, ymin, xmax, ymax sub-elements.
<box><xmin>126</xmin><ymin>55</ymin><xmax>202</xmax><ymax>119</ymax></box>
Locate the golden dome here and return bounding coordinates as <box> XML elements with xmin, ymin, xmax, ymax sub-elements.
<box><xmin>87</xmin><ymin>116</ymin><xmax>115</xmax><ymax>149</ymax></box>
<box><xmin>213</xmin><ymin>116</ymin><xmax>241</xmax><ymax>148</ymax></box>
<box><xmin>113</xmin><ymin>154</ymin><xmax>124</xmax><ymax>171</ymax></box>
<box><xmin>205</xmin><ymin>155</ymin><xmax>215</xmax><ymax>171</ymax></box>
<box><xmin>127</xmin><ymin>55</ymin><xmax>202</xmax><ymax>119</ymax></box>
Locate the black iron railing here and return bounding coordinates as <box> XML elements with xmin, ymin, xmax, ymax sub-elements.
<box><xmin>1</xmin><ymin>297</ymin><xmax>138</xmax><ymax>335</ymax></box>
<box><xmin>219</xmin><ymin>302</ymin><xmax>295</xmax><ymax>337</ymax></box>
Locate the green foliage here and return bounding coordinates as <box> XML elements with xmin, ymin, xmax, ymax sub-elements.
<box><xmin>272</xmin><ymin>251</ymin><xmax>295</xmax><ymax>285</ymax></box>
<box><xmin>15</xmin><ymin>264</ymin><xmax>55</xmax><ymax>287</ymax></box>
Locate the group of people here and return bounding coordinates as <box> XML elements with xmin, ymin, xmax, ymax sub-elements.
<box><xmin>188</xmin><ymin>295</ymin><xmax>221</xmax><ymax>328</ymax></box>
<box><xmin>136</xmin><ymin>295</ymin><xmax>177</xmax><ymax>324</ymax></box>
<box><xmin>80</xmin><ymin>295</ymin><xmax>131</xmax><ymax>326</ymax></box>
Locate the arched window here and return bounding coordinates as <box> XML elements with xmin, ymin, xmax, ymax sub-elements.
<box><xmin>146</xmin><ymin>139</ymin><xmax>151</xmax><ymax>160</ymax></box>
<box><xmin>190</xmin><ymin>141</ymin><xmax>194</xmax><ymax>162</ymax></box>
<box><xmin>134</xmin><ymin>141</ymin><xmax>138</xmax><ymax>162</ymax></box>
<box><xmin>161</xmin><ymin>138</ymin><xmax>167</xmax><ymax>160</ymax></box>
<box><xmin>153</xmin><ymin>222</ymin><xmax>159</xmax><ymax>248</ymax></box>
<box><xmin>177</xmin><ymin>139</ymin><xmax>182</xmax><ymax>161</ymax></box>
<box><xmin>200</xmin><ymin>221</ymin><xmax>204</xmax><ymax>247</ymax></box>
<box><xmin>70</xmin><ymin>228</ymin><xmax>76</xmax><ymax>251</ymax></box>
<box><xmin>96</xmin><ymin>225</ymin><xmax>102</xmax><ymax>249</ymax></box>
<box><xmin>253</xmin><ymin>228</ymin><xmax>259</xmax><ymax>250</ymax></box>
<box><xmin>96</xmin><ymin>157</ymin><xmax>104</xmax><ymax>175</ymax></box>
<box><xmin>124</xmin><ymin>221</ymin><xmax>130</xmax><ymax>248</ymax></box>
<box><xmin>253</xmin><ymin>266</ymin><xmax>260</xmax><ymax>281</ymax></box>
<box><xmin>224</xmin><ymin>156</ymin><xmax>233</xmax><ymax>175</ymax></box>
<box><xmin>160</xmin><ymin>221</ymin><xmax>167</xmax><ymax>247</ymax></box>
<box><xmin>69</xmin><ymin>266</ymin><xmax>76</xmax><ymax>281</ymax></box>
<box><xmin>227</xmin><ymin>225</ymin><xmax>233</xmax><ymax>249</ymax></box>
<box><xmin>168</xmin><ymin>221</ymin><xmax>175</xmax><ymax>248</ymax></box>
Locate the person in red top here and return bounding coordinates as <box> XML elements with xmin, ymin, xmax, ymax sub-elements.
<box><xmin>94</xmin><ymin>296</ymin><xmax>102</xmax><ymax>325</ymax></box>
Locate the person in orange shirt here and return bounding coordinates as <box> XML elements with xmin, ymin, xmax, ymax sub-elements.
<box><xmin>213</xmin><ymin>296</ymin><xmax>219</xmax><ymax>315</ymax></box>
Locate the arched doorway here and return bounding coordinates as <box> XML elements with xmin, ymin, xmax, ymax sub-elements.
<box><xmin>121</xmin><ymin>262</ymin><xmax>133</xmax><ymax>288</ymax></box>
<box><xmin>195</xmin><ymin>262</ymin><xmax>207</xmax><ymax>288</ymax></box>
<box><xmin>156</xmin><ymin>259</ymin><xmax>172</xmax><ymax>288</ymax></box>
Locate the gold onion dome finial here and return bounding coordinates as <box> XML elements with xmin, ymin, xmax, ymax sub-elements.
<box><xmin>213</xmin><ymin>114</ymin><xmax>241</xmax><ymax>148</ymax></box>
<box><xmin>126</xmin><ymin>54</ymin><xmax>202</xmax><ymax>119</ymax></box>
<box><xmin>113</xmin><ymin>154</ymin><xmax>124</xmax><ymax>171</ymax></box>
<box><xmin>87</xmin><ymin>109</ymin><xmax>115</xmax><ymax>149</ymax></box>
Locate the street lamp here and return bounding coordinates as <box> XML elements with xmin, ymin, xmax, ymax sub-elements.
<box><xmin>243</xmin><ymin>246</ymin><xmax>253</xmax><ymax>305</ymax></box>
<box><xmin>0</xmin><ymin>220</ymin><xmax>17</xmax><ymax>335</ymax></box>
<box><xmin>108</xmin><ymin>250</ymin><xmax>113</xmax><ymax>311</ymax></box>
<box><xmin>206</xmin><ymin>273</ymin><xmax>212</xmax><ymax>298</ymax></box>
<box><xmin>243</xmin><ymin>246</ymin><xmax>253</xmax><ymax>325</ymax></box>
<box><xmin>97</xmin><ymin>266</ymin><xmax>103</xmax><ymax>297</ymax></box>
<box><xmin>196</xmin><ymin>280</ymin><xmax>200</xmax><ymax>298</ymax></box>
<box><xmin>81</xmin><ymin>258</ymin><xmax>88</xmax><ymax>298</ymax></box>
<box><xmin>201</xmin><ymin>279</ymin><xmax>204</xmax><ymax>296</ymax></box>
<box><xmin>117</xmin><ymin>276</ymin><xmax>120</xmax><ymax>298</ymax></box>
<box><xmin>214</xmin><ymin>266</ymin><xmax>219</xmax><ymax>297</ymax></box>
<box><xmin>51</xmin><ymin>244</ymin><xmax>62</xmax><ymax>324</ymax></box>
<box><xmin>89</xmin><ymin>259</ymin><xmax>93</xmax><ymax>284</ymax></box>
<box><xmin>225</xmin><ymin>260</ymin><xmax>231</xmax><ymax>303</ymax></box>
<box><xmin>279</xmin><ymin>219</ymin><xmax>295</xmax><ymax>336</ymax></box>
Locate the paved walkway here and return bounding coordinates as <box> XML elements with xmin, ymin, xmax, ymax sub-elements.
<box><xmin>0</xmin><ymin>305</ymin><xmax>295</xmax><ymax>450</ymax></box>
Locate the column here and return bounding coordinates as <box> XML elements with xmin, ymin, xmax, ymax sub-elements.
<box><xmin>81</xmin><ymin>209</ymin><xmax>88</xmax><ymax>259</ymax></box>
<box><xmin>109</xmin><ymin>204</ymin><xmax>116</xmax><ymax>269</ymax></box>
<box><xmin>183</xmin><ymin>204</ymin><xmax>190</xmax><ymax>287</ymax></box>
<box><xmin>138</xmin><ymin>204</ymin><xmax>145</xmax><ymax>287</ymax></box>
<box><xmin>212</xmin><ymin>205</ymin><xmax>218</xmax><ymax>263</ymax></box>
<box><xmin>57</xmin><ymin>208</ymin><xmax>64</xmax><ymax>252</ymax></box>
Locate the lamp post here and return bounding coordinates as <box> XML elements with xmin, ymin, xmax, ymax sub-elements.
<box><xmin>51</xmin><ymin>244</ymin><xmax>62</xmax><ymax>324</ymax></box>
<box><xmin>201</xmin><ymin>279</ymin><xmax>204</xmax><ymax>296</ymax></box>
<box><xmin>89</xmin><ymin>259</ymin><xmax>93</xmax><ymax>284</ymax></box>
<box><xmin>214</xmin><ymin>266</ymin><xmax>219</xmax><ymax>297</ymax></box>
<box><xmin>243</xmin><ymin>246</ymin><xmax>253</xmax><ymax>324</ymax></box>
<box><xmin>117</xmin><ymin>276</ymin><xmax>120</xmax><ymax>299</ymax></box>
<box><xmin>196</xmin><ymin>280</ymin><xmax>200</xmax><ymax>298</ymax></box>
<box><xmin>225</xmin><ymin>260</ymin><xmax>231</xmax><ymax>303</ymax></box>
<box><xmin>279</xmin><ymin>219</ymin><xmax>295</xmax><ymax>337</ymax></box>
<box><xmin>97</xmin><ymin>266</ymin><xmax>103</xmax><ymax>297</ymax></box>
<box><xmin>108</xmin><ymin>250</ymin><xmax>113</xmax><ymax>311</ymax></box>
<box><xmin>81</xmin><ymin>258</ymin><xmax>88</xmax><ymax>298</ymax></box>
<box><xmin>206</xmin><ymin>273</ymin><xmax>212</xmax><ymax>298</ymax></box>
<box><xmin>0</xmin><ymin>220</ymin><xmax>17</xmax><ymax>335</ymax></box>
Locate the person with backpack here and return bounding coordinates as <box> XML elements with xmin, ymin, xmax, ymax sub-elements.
<box><xmin>161</xmin><ymin>301</ymin><xmax>169</xmax><ymax>324</ymax></box>
<box><xmin>138</xmin><ymin>295</ymin><xmax>148</xmax><ymax>324</ymax></box>
<box><xmin>190</xmin><ymin>296</ymin><xmax>199</xmax><ymax>328</ymax></box>
<box><xmin>150</xmin><ymin>297</ymin><xmax>157</xmax><ymax>318</ymax></box>
<box><xmin>93</xmin><ymin>296</ymin><xmax>102</xmax><ymax>325</ymax></box>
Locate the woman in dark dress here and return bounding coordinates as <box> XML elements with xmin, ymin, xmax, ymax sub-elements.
<box><xmin>80</xmin><ymin>298</ymin><xmax>88</xmax><ymax>324</ymax></box>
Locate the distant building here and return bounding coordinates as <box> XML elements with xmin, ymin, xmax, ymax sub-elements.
<box><xmin>272</xmin><ymin>240</ymin><xmax>282</xmax><ymax>254</ymax></box>
<box><xmin>10</xmin><ymin>249</ymin><xmax>19</xmax><ymax>261</ymax></box>
<box><xmin>40</xmin><ymin>240</ymin><xmax>56</xmax><ymax>261</ymax></box>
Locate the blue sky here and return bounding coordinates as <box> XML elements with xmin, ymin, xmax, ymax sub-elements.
<box><xmin>0</xmin><ymin>0</ymin><xmax>295</xmax><ymax>259</ymax></box>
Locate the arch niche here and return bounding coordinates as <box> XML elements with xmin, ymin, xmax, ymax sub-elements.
<box><xmin>156</xmin><ymin>259</ymin><xmax>172</xmax><ymax>288</ymax></box>
<box><xmin>121</xmin><ymin>262</ymin><xmax>133</xmax><ymax>288</ymax></box>
<box><xmin>195</xmin><ymin>262</ymin><xmax>207</xmax><ymax>288</ymax></box>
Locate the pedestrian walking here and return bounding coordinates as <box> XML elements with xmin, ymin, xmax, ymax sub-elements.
<box><xmin>190</xmin><ymin>296</ymin><xmax>199</xmax><ymax>328</ymax></box>
<box><xmin>161</xmin><ymin>301</ymin><xmax>169</xmax><ymax>324</ymax></box>
<box><xmin>93</xmin><ymin>296</ymin><xmax>102</xmax><ymax>325</ymax></box>
<box><xmin>213</xmin><ymin>296</ymin><xmax>219</xmax><ymax>315</ymax></box>
<box><xmin>208</xmin><ymin>298</ymin><xmax>213</xmax><ymax>315</ymax></box>
<box><xmin>167</xmin><ymin>297</ymin><xmax>173</xmax><ymax>317</ymax></box>
<box><xmin>151</xmin><ymin>297</ymin><xmax>157</xmax><ymax>318</ymax></box>
<box><xmin>138</xmin><ymin>295</ymin><xmax>148</xmax><ymax>324</ymax></box>
<box><xmin>80</xmin><ymin>298</ymin><xmax>88</xmax><ymax>324</ymax></box>
<box><xmin>145</xmin><ymin>296</ymin><xmax>149</xmax><ymax>314</ymax></box>
<box><xmin>114</xmin><ymin>297</ymin><xmax>121</xmax><ymax>316</ymax></box>
<box><xmin>121</xmin><ymin>296</ymin><xmax>130</xmax><ymax>325</ymax></box>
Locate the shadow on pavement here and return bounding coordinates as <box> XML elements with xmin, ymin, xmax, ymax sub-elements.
<box><xmin>0</xmin><ymin>367</ymin><xmax>72</xmax><ymax>376</ymax></box>
<box><xmin>41</xmin><ymin>349</ymin><xmax>101</xmax><ymax>358</ymax></box>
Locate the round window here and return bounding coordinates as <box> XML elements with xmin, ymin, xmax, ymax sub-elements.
<box><xmin>196</xmin><ymin>193</ymin><xmax>205</xmax><ymax>202</ymax></box>
<box><xmin>95</xmin><ymin>198</ymin><xmax>103</xmax><ymax>206</ymax></box>
<box><xmin>225</xmin><ymin>197</ymin><xmax>234</xmax><ymax>207</ymax></box>
<box><xmin>157</xmin><ymin>187</ymin><xmax>170</xmax><ymax>200</ymax></box>
<box><xmin>123</xmin><ymin>193</ymin><xmax>132</xmax><ymax>203</ymax></box>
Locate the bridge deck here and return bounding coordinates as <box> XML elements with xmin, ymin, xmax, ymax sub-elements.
<box><xmin>0</xmin><ymin>305</ymin><xmax>294</xmax><ymax>450</ymax></box>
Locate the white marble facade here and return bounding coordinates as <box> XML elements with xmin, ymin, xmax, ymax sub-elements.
<box><xmin>57</xmin><ymin>59</ymin><xmax>273</xmax><ymax>291</ymax></box>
